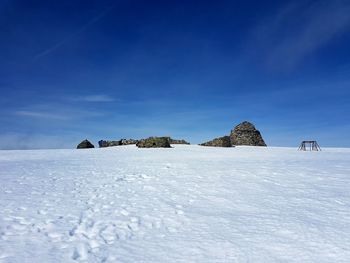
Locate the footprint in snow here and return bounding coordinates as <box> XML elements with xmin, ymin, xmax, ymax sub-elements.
<box><xmin>72</xmin><ymin>243</ymin><xmax>88</xmax><ymax>261</ymax></box>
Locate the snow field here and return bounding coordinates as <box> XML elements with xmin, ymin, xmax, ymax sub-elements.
<box><xmin>0</xmin><ymin>145</ymin><xmax>350</xmax><ymax>262</ymax></box>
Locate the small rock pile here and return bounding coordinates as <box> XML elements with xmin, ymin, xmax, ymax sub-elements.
<box><xmin>97</xmin><ymin>137</ymin><xmax>189</xmax><ymax>148</ymax></box>
<box><xmin>120</xmin><ymin>139</ymin><xmax>139</xmax><ymax>145</ymax></box>
<box><xmin>98</xmin><ymin>139</ymin><xmax>139</xmax><ymax>148</ymax></box>
<box><xmin>136</xmin><ymin>137</ymin><xmax>171</xmax><ymax>148</ymax></box>
<box><xmin>167</xmin><ymin>138</ymin><xmax>190</xmax><ymax>145</ymax></box>
<box><xmin>200</xmin><ymin>136</ymin><xmax>232</xmax><ymax>147</ymax></box>
<box><xmin>77</xmin><ymin>139</ymin><xmax>95</xmax><ymax>149</ymax></box>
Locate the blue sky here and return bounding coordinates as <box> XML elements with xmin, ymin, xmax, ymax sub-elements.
<box><xmin>1</xmin><ymin>0</ymin><xmax>350</xmax><ymax>149</ymax></box>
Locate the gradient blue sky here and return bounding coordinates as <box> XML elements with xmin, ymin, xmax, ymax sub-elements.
<box><xmin>1</xmin><ymin>0</ymin><xmax>350</xmax><ymax>149</ymax></box>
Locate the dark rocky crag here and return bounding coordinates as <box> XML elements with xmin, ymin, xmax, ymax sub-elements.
<box><xmin>77</xmin><ymin>139</ymin><xmax>95</xmax><ymax>149</ymax></box>
<box><xmin>98</xmin><ymin>140</ymin><xmax>120</xmax><ymax>147</ymax></box>
<box><xmin>136</xmin><ymin>137</ymin><xmax>171</xmax><ymax>148</ymax></box>
<box><xmin>199</xmin><ymin>121</ymin><xmax>266</xmax><ymax>147</ymax></box>
<box><xmin>230</xmin><ymin>121</ymin><xmax>266</xmax><ymax>146</ymax></box>
<box><xmin>98</xmin><ymin>139</ymin><xmax>139</xmax><ymax>148</ymax></box>
<box><xmin>167</xmin><ymin>137</ymin><xmax>190</xmax><ymax>145</ymax></box>
<box><xmin>200</xmin><ymin>136</ymin><xmax>232</xmax><ymax>147</ymax></box>
<box><xmin>98</xmin><ymin>140</ymin><xmax>109</xmax><ymax>147</ymax></box>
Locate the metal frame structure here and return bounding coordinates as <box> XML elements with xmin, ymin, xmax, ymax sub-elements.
<box><xmin>298</xmin><ymin>141</ymin><xmax>321</xmax><ymax>151</ymax></box>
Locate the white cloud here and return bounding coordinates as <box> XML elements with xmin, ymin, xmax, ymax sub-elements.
<box><xmin>251</xmin><ymin>1</ymin><xmax>350</xmax><ymax>71</ymax></box>
<box><xmin>0</xmin><ymin>133</ymin><xmax>79</xmax><ymax>150</ymax></box>
<box><xmin>13</xmin><ymin>103</ymin><xmax>107</xmax><ymax>121</ymax></box>
<box><xmin>73</xmin><ymin>94</ymin><xmax>115</xmax><ymax>102</ymax></box>
<box><xmin>66</xmin><ymin>94</ymin><xmax>115</xmax><ymax>102</ymax></box>
<box><xmin>15</xmin><ymin>110</ymin><xmax>69</xmax><ymax>120</ymax></box>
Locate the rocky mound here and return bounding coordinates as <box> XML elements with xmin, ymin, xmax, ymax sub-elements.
<box><xmin>98</xmin><ymin>140</ymin><xmax>108</xmax><ymax>147</ymax></box>
<box><xmin>77</xmin><ymin>139</ymin><xmax>95</xmax><ymax>149</ymax></box>
<box><xmin>230</xmin><ymin>121</ymin><xmax>266</xmax><ymax>146</ymax></box>
<box><xmin>98</xmin><ymin>140</ymin><xmax>120</xmax><ymax>147</ymax></box>
<box><xmin>136</xmin><ymin>137</ymin><xmax>171</xmax><ymax>148</ymax></box>
<box><xmin>120</xmin><ymin>139</ymin><xmax>139</xmax><ymax>145</ymax></box>
<box><xmin>200</xmin><ymin>136</ymin><xmax>232</xmax><ymax>147</ymax></box>
<box><xmin>98</xmin><ymin>139</ymin><xmax>139</xmax><ymax>148</ymax></box>
<box><xmin>167</xmin><ymin>137</ymin><xmax>190</xmax><ymax>145</ymax></box>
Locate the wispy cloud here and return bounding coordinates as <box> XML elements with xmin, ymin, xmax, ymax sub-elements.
<box><xmin>74</xmin><ymin>94</ymin><xmax>115</xmax><ymax>102</ymax></box>
<box><xmin>34</xmin><ymin>5</ymin><xmax>115</xmax><ymax>59</ymax></box>
<box><xmin>0</xmin><ymin>132</ymin><xmax>81</xmax><ymax>150</ymax></box>
<box><xmin>14</xmin><ymin>102</ymin><xmax>107</xmax><ymax>121</ymax></box>
<box><xmin>250</xmin><ymin>1</ymin><xmax>350</xmax><ymax>71</ymax></box>
<box><xmin>15</xmin><ymin>110</ymin><xmax>69</xmax><ymax>120</ymax></box>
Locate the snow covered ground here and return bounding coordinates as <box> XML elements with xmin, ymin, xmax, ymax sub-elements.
<box><xmin>0</xmin><ymin>145</ymin><xmax>350</xmax><ymax>262</ymax></box>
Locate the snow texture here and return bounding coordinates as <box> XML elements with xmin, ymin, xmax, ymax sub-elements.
<box><xmin>0</xmin><ymin>145</ymin><xmax>350</xmax><ymax>262</ymax></box>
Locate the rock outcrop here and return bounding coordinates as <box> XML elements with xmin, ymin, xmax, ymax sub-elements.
<box><xmin>120</xmin><ymin>139</ymin><xmax>139</xmax><ymax>145</ymax></box>
<box><xmin>200</xmin><ymin>136</ymin><xmax>232</xmax><ymax>147</ymax></box>
<box><xmin>98</xmin><ymin>140</ymin><xmax>121</xmax><ymax>147</ymax></box>
<box><xmin>77</xmin><ymin>139</ymin><xmax>95</xmax><ymax>149</ymax></box>
<box><xmin>136</xmin><ymin>137</ymin><xmax>171</xmax><ymax>148</ymax></box>
<box><xmin>98</xmin><ymin>140</ymin><xmax>108</xmax><ymax>148</ymax></box>
<box><xmin>98</xmin><ymin>139</ymin><xmax>139</xmax><ymax>148</ymax></box>
<box><xmin>230</xmin><ymin>121</ymin><xmax>266</xmax><ymax>146</ymax></box>
<box><xmin>167</xmin><ymin>137</ymin><xmax>190</xmax><ymax>145</ymax></box>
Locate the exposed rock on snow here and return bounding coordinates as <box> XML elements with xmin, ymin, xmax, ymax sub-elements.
<box><xmin>98</xmin><ymin>140</ymin><xmax>108</xmax><ymax>148</ymax></box>
<box><xmin>76</xmin><ymin>139</ymin><xmax>94</xmax><ymax>149</ymax></box>
<box><xmin>99</xmin><ymin>140</ymin><xmax>121</xmax><ymax>147</ymax></box>
<box><xmin>230</xmin><ymin>121</ymin><xmax>266</xmax><ymax>146</ymax></box>
<box><xmin>98</xmin><ymin>139</ymin><xmax>139</xmax><ymax>148</ymax></box>
<box><xmin>167</xmin><ymin>137</ymin><xmax>190</xmax><ymax>145</ymax></box>
<box><xmin>199</xmin><ymin>121</ymin><xmax>265</xmax><ymax>147</ymax></box>
<box><xmin>200</xmin><ymin>136</ymin><xmax>232</xmax><ymax>147</ymax></box>
<box><xmin>98</xmin><ymin>137</ymin><xmax>189</xmax><ymax>148</ymax></box>
<box><xmin>120</xmin><ymin>139</ymin><xmax>139</xmax><ymax>145</ymax></box>
<box><xmin>136</xmin><ymin>137</ymin><xmax>171</xmax><ymax>148</ymax></box>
